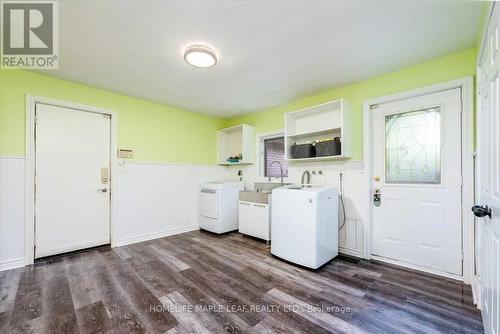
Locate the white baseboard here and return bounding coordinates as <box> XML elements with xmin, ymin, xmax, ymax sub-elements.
<box><xmin>0</xmin><ymin>257</ymin><xmax>26</xmax><ymax>271</ymax></box>
<box><xmin>338</xmin><ymin>247</ymin><xmax>366</xmax><ymax>259</ymax></box>
<box><xmin>112</xmin><ymin>224</ymin><xmax>199</xmax><ymax>248</ymax></box>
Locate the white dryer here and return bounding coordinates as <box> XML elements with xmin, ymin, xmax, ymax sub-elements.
<box><xmin>271</xmin><ymin>185</ymin><xmax>338</xmax><ymax>269</ymax></box>
<box><xmin>199</xmin><ymin>181</ymin><xmax>244</xmax><ymax>234</ymax></box>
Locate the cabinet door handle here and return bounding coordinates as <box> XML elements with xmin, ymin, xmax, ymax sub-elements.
<box><xmin>239</xmin><ymin>202</ymin><xmax>251</xmax><ymax>205</ymax></box>
<box><xmin>254</xmin><ymin>204</ymin><xmax>267</xmax><ymax>207</ymax></box>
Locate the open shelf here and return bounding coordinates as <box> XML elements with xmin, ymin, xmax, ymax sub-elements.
<box><xmin>287</xmin><ymin>127</ymin><xmax>342</xmax><ymax>138</ymax></box>
<box><xmin>285</xmin><ymin>99</ymin><xmax>351</xmax><ymax>161</ymax></box>
<box><xmin>218</xmin><ymin>161</ymin><xmax>254</xmax><ymax>166</ymax></box>
<box><xmin>287</xmin><ymin>155</ymin><xmax>350</xmax><ymax>162</ymax></box>
<box><xmin>217</xmin><ymin>124</ymin><xmax>255</xmax><ymax>166</ymax></box>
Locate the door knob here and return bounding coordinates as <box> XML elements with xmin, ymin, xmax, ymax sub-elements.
<box><xmin>472</xmin><ymin>205</ymin><xmax>492</xmax><ymax>218</ymax></box>
<box><xmin>98</xmin><ymin>188</ymin><xmax>108</xmax><ymax>193</ymax></box>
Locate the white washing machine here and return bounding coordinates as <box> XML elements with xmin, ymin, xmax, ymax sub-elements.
<box><xmin>199</xmin><ymin>181</ymin><xmax>244</xmax><ymax>234</ymax></box>
<box><xmin>271</xmin><ymin>185</ymin><xmax>338</xmax><ymax>269</ymax></box>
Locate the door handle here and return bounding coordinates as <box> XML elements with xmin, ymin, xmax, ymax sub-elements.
<box><xmin>472</xmin><ymin>205</ymin><xmax>492</xmax><ymax>218</ymax></box>
<box><xmin>98</xmin><ymin>188</ymin><xmax>108</xmax><ymax>193</ymax></box>
<box><xmin>373</xmin><ymin>188</ymin><xmax>381</xmax><ymax>207</ymax></box>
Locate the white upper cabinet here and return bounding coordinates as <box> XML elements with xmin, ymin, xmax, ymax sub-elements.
<box><xmin>285</xmin><ymin>99</ymin><xmax>352</xmax><ymax>161</ymax></box>
<box><xmin>217</xmin><ymin>124</ymin><xmax>255</xmax><ymax>165</ymax></box>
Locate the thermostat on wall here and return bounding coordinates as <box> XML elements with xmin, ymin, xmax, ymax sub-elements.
<box><xmin>118</xmin><ymin>149</ymin><xmax>134</xmax><ymax>159</ymax></box>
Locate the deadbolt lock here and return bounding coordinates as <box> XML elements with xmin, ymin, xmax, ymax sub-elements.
<box><xmin>374</xmin><ymin>176</ymin><xmax>380</xmax><ymax>182</ymax></box>
<box><xmin>373</xmin><ymin>188</ymin><xmax>381</xmax><ymax>207</ymax></box>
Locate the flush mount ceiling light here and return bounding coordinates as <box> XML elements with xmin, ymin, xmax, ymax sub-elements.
<box><xmin>184</xmin><ymin>45</ymin><xmax>217</xmax><ymax>68</ymax></box>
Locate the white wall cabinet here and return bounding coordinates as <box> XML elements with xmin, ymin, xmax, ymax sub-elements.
<box><xmin>217</xmin><ymin>124</ymin><xmax>255</xmax><ymax>165</ymax></box>
<box><xmin>285</xmin><ymin>98</ymin><xmax>352</xmax><ymax>161</ymax></box>
<box><xmin>238</xmin><ymin>201</ymin><xmax>270</xmax><ymax>242</ymax></box>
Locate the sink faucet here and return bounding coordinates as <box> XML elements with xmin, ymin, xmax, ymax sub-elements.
<box><xmin>268</xmin><ymin>161</ymin><xmax>284</xmax><ymax>184</ymax></box>
<box><xmin>301</xmin><ymin>170</ymin><xmax>311</xmax><ymax>185</ymax></box>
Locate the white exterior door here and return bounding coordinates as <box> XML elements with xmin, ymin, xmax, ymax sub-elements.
<box><xmin>372</xmin><ymin>88</ymin><xmax>463</xmax><ymax>276</ymax></box>
<box><xmin>477</xmin><ymin>4</ymin><xmax>500</xmax><ymax>333</ymax></box>
<box><xmin>35</xmin><ymin>103</ymin><xmax>111</xmax><ymax>258</ymax></box>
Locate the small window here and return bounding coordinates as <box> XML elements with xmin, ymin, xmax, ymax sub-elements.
<box><xmin>385</xmin><ymin>107</ymin><xmax>441</xmax><ymax>184</ymax></box>
<box><xmin>263</xmin><ymin>137</ymin><xmax>288</xmax><ymax>178</ymax></box>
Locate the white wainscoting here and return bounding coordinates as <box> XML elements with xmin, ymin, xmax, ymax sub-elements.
<box><xmin>0</xmin><ymin>157</ymin><xmax>26</xmax><ymax>271</ymax></box>
<box><xmin>0</xmin><ymin>154</ymin><xmax>367</xmax><ymax>271</ymax></box>
<box><xmin>236</xmin><ymin>160</ymin><xmax>368</xmax><ymax>257</ymax></box>
<box><xmin>0</xmin><ymin>157</ymin><xmax>236</xmax><ymax>271</ymax></box>
<box><xmin>113</xmin><ymin>162</ymin><xmax>234</xmax><ymax>247</ymax></box>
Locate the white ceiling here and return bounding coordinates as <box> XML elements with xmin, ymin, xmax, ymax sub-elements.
<box><xmin>47</xmin><ymin>0</ymin><xmax>483</xmax><ymax>117</ymax></box>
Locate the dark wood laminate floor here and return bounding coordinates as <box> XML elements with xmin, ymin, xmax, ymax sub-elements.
<box><xmin>0</xmin><ymin>230</ymin><xmax>483</xmax><ymax>334</ymax></box>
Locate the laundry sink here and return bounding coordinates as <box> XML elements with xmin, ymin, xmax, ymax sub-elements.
<box><xmin>240</xmin><ymin>182</ymin><xmax>291</xmax><ymax>204</ymax></box>
<box><xmin>254</xmin><ymin>182</ymin><xmax>289</xmax><ymax>194</ymax></box>
<box><xmin>239</xmin><ymin>191</ymin><xmax>270</xmax><ymax>204</ymax></box>
<box><xmin>286</xmin><ymin>184</ymin><xmax>317</xmax><ymax>190</ymax></box>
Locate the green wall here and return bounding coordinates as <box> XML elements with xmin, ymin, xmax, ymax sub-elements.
<box><xmin>224</xmin><ymin>48</ymin><xmax>477</xmax><ymax>161</ymax></box>
<box><xmin>0</xmin><ymin>48</ymin><xmax>476</xmax><ymax>164</ymax></box>
<box><xmin>0</xmin><ymin>70</ymin><xmax>224</xmax><ymax>164</ymax></box>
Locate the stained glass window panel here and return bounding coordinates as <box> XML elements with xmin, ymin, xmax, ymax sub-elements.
<box><xmin>385</xmin><ymin>107</ymin><xmax>441</xmax><ymax>184</ymax></box>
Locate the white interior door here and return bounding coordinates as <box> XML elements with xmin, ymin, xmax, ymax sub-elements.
<box><xmin>477</xmin><ymin>4</ymin><xmax>500</xmax><ymax>333</ymax></box>
<box><xmin>35</xmin><ymin>103</ymin><xmax>111</xmax><ymax>258</ymax></box>
<box><xmin>371</xmin><ymin>88</ymin><xmax>463</xmax><ymax>276</ymax></box>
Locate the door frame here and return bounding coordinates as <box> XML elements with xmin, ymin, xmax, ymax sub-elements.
<box><xmin>25</xmin><ymin>95</ymin><xmax>118</xmax><ymax>265</ymax></box>
<box><xmin>362</xmin><ymin>77</ymin><xmax>474</xmax><ymax>283</ymax></box>
<box><xmin>475</xmin><ymin>0</ymin><xmax>497</xmax><ymax>315</ymax></box>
